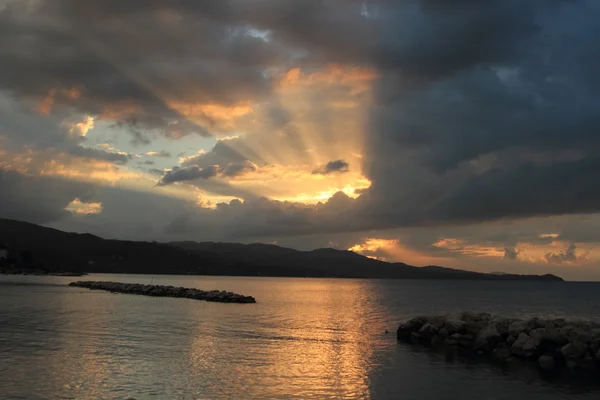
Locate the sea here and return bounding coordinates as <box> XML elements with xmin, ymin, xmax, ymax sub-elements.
<box><xmin>1</xmin><ymin>274</ymin><xmax>600</xmax><ymax>400</ymax></box>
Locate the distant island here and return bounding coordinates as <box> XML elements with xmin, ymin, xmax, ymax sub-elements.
<box><xmin>0</xmin><ymin>218</ymin><xmax>564</xmax><ymax>282</ymax></box>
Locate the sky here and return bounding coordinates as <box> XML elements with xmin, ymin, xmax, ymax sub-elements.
<box><xmin>1</xmin><ymin>0</ymin><xmax>600</xmax><ymax>280</ymax></box>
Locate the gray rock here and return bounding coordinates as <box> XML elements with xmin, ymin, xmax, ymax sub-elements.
<box><xmin>538</xmin><ymin>355</ymin><xmax>556</xmax><ymax>370</ymax></box>
<box><xmin>465</xmin><ymin>320</ymin><xmax>487</xmax><ymax>336</ymax></box>
<box><xmin>445</xmin><ymin>318</ymin><xmax>466</xmax><ymax>334</ymax></box>
<box><xmin>419</xmin><ymin>323</ymin><xmax>439</xmax><ymax>338</ymax></box>
<box><xmin>438</xmin><ymin>328</ymin><xmax>450</xmax><ymax>338</ymax></box>
<box><xmin>475</xmin><ymin>324</ymin><xmax>502</xmax><ymax>350</ymax></box>
<box><xmin>490</xmin><ymin>317</ymin><xmax>512</xmax><ymax>336</ymax></box>
<box><xmin>521</xmin><ymin>337</ymin><xmax>541</xmax><ymax>357</ymax></box>
<box><xmin>508</xmin><ymin>320</ymin><xmax>535</xmax><ymax>337</ymax></box>
<box><xmin>561</xmin><ymin>341</ymin><xmax>589</xmax><ymax>360</ymax></box>
<box><xmin>559</xmin><ymin>326</ymin><xmax>592</xmax><ymax>343</ymax></box>
<box><xmin>506</xmin><ymin>335</ymin><xmax>517</xmax><ymax>346</ymax></box>
<box><xmin>530</xmin><ymin>327</ymin><xmax>568</xmax><ymax>345</ymax></box>
<box><xmin>397</xmin><ymin>317</ymin><xmax>427</xmax><ymax>340</ymax></box>
<box><xmin>512</xmin><ymin>333</ymin><xmax>531</xmax><ymax>350</ymax></box>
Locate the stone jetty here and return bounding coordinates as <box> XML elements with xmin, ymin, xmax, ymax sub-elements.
<box><xmin>69</xmin><ymin>281</ymin><xmax>256</xmax><ymax>303</ymax></box>
<box><xmin>398</xmin><ymin>313</ymin><xmax>600</xmax><ymax>371</ymax></box>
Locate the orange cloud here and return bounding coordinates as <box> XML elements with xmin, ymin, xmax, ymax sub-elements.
<box><xmin>433</xmin><ymin>237</ymin><xmax>505</xmax><ymax>258</ymax></box>
<box><xmin>278</xmin><ymin>64</ymin><xmax>379</xmax><ymax>94</ymax></box>
<box><xmin>98</xmin><ymin>101</ymin><xmax>144</xmax><ymax>121</ymax></box>
<box><xmin>36</xmin><ymin>87</ymin><xmax>83</xmax><ymax>115</ymax></box>
<box><xmin>65</xmin><ymin>198</ymin><xmax>103</xmax><ymax>215</ymax></box>
<box><xmin>349</xmin><ymin>237</ymin><xmax>449</xmax><ymax>266</ymax></box>
<box><xmin>66</xmin><ymin>115</ymin><xmax>95</xmax><ymax>138</ymax></box>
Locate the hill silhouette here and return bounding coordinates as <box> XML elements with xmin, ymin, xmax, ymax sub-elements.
<box><xmin>0</xmin><ymin>218</ymin><xmax>563</xmax><ymax>281</ymax></box>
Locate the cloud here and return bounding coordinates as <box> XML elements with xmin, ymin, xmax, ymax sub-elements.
<box><xmin>543</xmin><ymin>244</ymin><xmax>589</xmax><ymax>265</ymax></box>
<box><xmin>146</xmin><ymin>150</ymin><xmax>172</xmax><ymax>158</ymax></box>
<box><xmin>221</xmin><ymin>161</ymin><xmax>259</xmax><ymax>178</ymax></box>
<box><xmin>504</xmin><ymin>247</ymin><xmax>519</xmax><ymax>261</ymax></box>
<box><xmin>0</xmin><ymin>168</ymin><xmax>94</xmax><ymax>224</ymax></box>
<box><xmin>65</xmin><ymin>198</ymin><xmax>103</xmax><ymax>215</ymax></box>
<box><xmin>158</xmin><ymin>165</ymin><xmax>221</xmax><ymax>185</ymax></box>
<box><xmin>312</xmin><ymin>159</ymin><xmax>350</xmax><ymax>175</ymax></box>
<box><xmin>2</xmin><ymin>0</ymin><xmax>600</xmax><ymax>282</ymax></box>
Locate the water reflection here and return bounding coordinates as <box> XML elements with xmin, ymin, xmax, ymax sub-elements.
<box><xmin>1</xmin><ymin>275</ymin><xmax>600</xmax><ymax>399</ymax></box>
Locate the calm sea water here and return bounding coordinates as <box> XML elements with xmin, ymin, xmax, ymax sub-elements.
<box><xmin>1</xmin><ymin>274</ymin><xmax>600</xmax><ymax>400</ymax></box>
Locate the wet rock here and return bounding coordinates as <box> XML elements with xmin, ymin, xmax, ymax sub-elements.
<box><xmin>419</xmin><ymin>323</ymin><xmax>439</xmax><ymax>339</ymax></box>
<box><xmin>397</xmin><ymin>317</ymin><xmax>427</xmax><ymax>340</ymax></box>
<box><xmin>521</xmin><ymin>337</ymin><xmax>541</xmax><ymax>358</ymax></box>
<box><xmin>69</xmin><ymin>281</ymin><xmax>256</xmax><ymax>304</ymax></box>
<box><xmin>444</xmin><ymin>318</ymin><xmax>466</xmax><ymax>334</ymax></box>
<box><xmin>506</xmin><ymin>335</ymin><xmax>517</xmax><ymax>346</ymax></box>
<box><xmin>559</xmin><ymin>326</ymin><xmax>592</xmax><ymax>343</ymax></box>
<box><xmin>561</xmin><ymin>341</ymin><xmax>589</xmax><ymax>360</ymax></box>
<box><xmin>475</xmin><ymin>324</ymin><xmax>502</xmax><ymax>350</ymax></box>
<box><xmin>396</xmin><ymin>313</ymin><xmax>600</xmax><ymax>373</ymax></box>
<box><xmin>511</xmin><ymin>333</ymin><xmax>531</xmax><ymax>355</ymax></box>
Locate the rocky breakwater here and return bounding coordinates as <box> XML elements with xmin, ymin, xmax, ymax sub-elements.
<box><xmin>69</xmin><ymin>281</ymin><xmax>256</xmax><ymax>303</ymax></box>
<box><xmin>397</xmin><ymin>312</ymin><xmax>600</xmax><ymax>371</ymax></box>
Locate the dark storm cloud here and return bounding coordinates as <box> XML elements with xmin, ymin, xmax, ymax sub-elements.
<box><xmin>159</xmin><ymin>165</ymin><xmax>221</xmax><ymax>186</ymax></box>
<box><xmin>1</xmin><ymin>0</ymin><xmax>600</xmax><ymax>239</ymax></box>
<box><xmin>0</xmin><ymin>168</ymin><xmax>94</xmax><ymax>224</ymax></box>
<box><xmin>0</xmin><ymin>0</ymin><xmax>285</xmax><ymax>139</ymax></box>
<box><xmin>312</xmin><ymin>160</ymin><xmax>350</xmax><ymax>175</ymax></box>
<box><xmin>360</xmin><ymin>0</ymin><xmax>600</xmax><ymax>228</ymax></box>
<box><xmin>221</xmin><ymin>161</ymin><xmax>258</xmax><ymax>178</ymax></box>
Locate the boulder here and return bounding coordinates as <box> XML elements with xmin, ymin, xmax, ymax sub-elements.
<box><xmin>508</xmin><ymin>320</ymin><xmax>535</xmax><ymax>337</ymax></box>
<box><xmin>465</xmin><ymin>320</ymin><xmax>488</xmax><ymax>336</ymax></box>
<box><xmin>521</xmin><ymin>337</ymin><xmax>541</xmax><ymax>358</ymax></box>
<box><xmin>559</xmin><ymin>326</ymin><xmax>592</xmax><ymax>343</ymax></box>
<box><xmin>529</xmin><ymin>327</ymin><xmax>568</xmax><ymax>345</ymax></box>
<box><xmin>490</xmin><ymin>317</ymin><xmax>512</xmax><ymax>336</ymax></box>
<box><xmin>506</xmin><ymin>335</ymin><xmax>517</xmax><ymax>346</ymax></box>
<box><xmin>444</xmin><ymin>317</ymin><xmax>466</xmax><ymax>334</ymax></box>
<box><xmin>419</xmin><ymin>323</ymin><xmax>439</xmax><ymax>339</ymax></box>
<box><xmin>397</xmin><ymin>317</ymin><xmax>427</xmax><ymax>340</ymax></box>
<box><xmin>511</xmin><ymin>333</ymin><xmax>531</xmax><ymax>356</ymax></box>
<box><xmin>475</xmin><ymin>324</ymin><xmax>503</xmax><ymax>350</ymax></box>
<box><xmin>561</xmin><ymin>341</ymin><xmax>589</xmax><ymax>360</ymax></box>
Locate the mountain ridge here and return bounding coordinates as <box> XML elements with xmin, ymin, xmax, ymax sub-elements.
<box><xmin>0</xmin><ymin>218</ymin><xmax>564</xmax><ymax>281</ymax></box>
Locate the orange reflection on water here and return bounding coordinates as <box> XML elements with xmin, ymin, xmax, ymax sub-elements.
<box><xmin>185</xmin><ymin>279</ymin><xmax>375</xmax><ymax>399</ymax></box>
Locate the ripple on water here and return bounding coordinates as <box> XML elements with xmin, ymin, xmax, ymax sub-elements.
<box><xmin>1</xmin><ymin>275</ymin><xmax>600</xmax><ymax>399</ymax></box>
